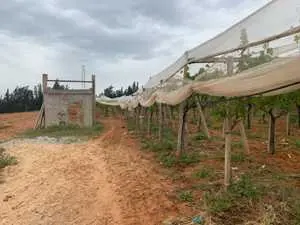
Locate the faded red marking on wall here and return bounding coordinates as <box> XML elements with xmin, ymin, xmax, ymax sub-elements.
<box><xmin>68</xmin><ymin>101</ymin><xmax>84</xmax><ymax>126</ymax></box>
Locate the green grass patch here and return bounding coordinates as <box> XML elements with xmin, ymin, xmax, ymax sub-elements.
<box><xmin>0</xmin><ymin>148</ymin><xmax>17</xmax><ymax>169</ymax></box>
<box><xmin>193</xmin><ymin>132</ymin><xmax>208</xmax><ymax>141</ymax></box>
<box><xmin>204</xmin><ymin>191</ymin><xmax>234</xmax><ymax>213</ymax></box>
<box><xmin>295</xmin><ymin>140</ymin><xmax>300</xmax><ymax>149</ymax></box>
<box><xmin>158</xmin><ymin>153</ymin><xmax>177</xmax><ymax>167</ymax></box>
<box><xmin>290</xmin><ymin>114</ymin><xmax>298</xmax><ymax>124</ymax></box>
<box><xmin>193</xmin><ymin>167</ymin><xmax>215</xmax><ymax>179</ymax></box>
<box><xmin>248</xmin><ymin>132</ymin><xmax>265</xmax><ymax>139</ymax></box>
<box><xmin>231</xmin><ymin>152</ymin><xmax>247</xmax><ymax>162</ymax></box>
<box><xmin>141</xmin><ymin>138</ymin><xmax>175</xmax><ymax>152</ymax></box>
<box><xmin>229</xmin><ymin>174</ymin><xmax>261</xmax><ymax>199</ymax></box>
<box><xmin>158</xmin><ymin>152</ymin><xmax>201</xmax><ymax>168</ymax></box>
<box><xmin>22</xmin><ymin>122</ymin><xmax>103</xmax><ymax>138</ymax></box>
<box><xmin>178</xmin><ymin>190</ymin><xmax>193</xmax><ymax>202</ymax></box>
<box><xmin>204</xmin><ymin>174</ymin><xmax>262</xmax><ymax>214</ymax></box>
<box><xmin>232</xmin><ymin>141</ymin><xmax>243</xmax><ymax>149</ymax></box>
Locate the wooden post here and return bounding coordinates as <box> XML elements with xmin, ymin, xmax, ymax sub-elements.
<box><xmin>224</xmin><ymin>116</ymin><xmax>232</xmax><ymax>190</ymax></box>
<box><xmin>140</xmin><ymin>107</ymin><xmax>145</xmax><ymax>133</ymax></box>
<box><xmin>196</xmin><ymin>98</ymin><xmax>210</xmax><ymax>139</ymax></box>
<box><xmin>176</xmin><ymin>63</ymin><xmax>190</xmax><ymax>154</ymax></box>
<box><xmin>297</xmin><ymin>105</ymin><xmax>300</xmax><ymax>129</ymax></box>
<box><xmin>92</xmin><ymin>75</ymin><xmax>96</xmax><ymax>125</ymax></box>
<box><xmin>239</xmin><ymin>120</ymin><xmax>250</xmax><ymax>154</ymax></box>
<box><xmin>222</xmin><ymin>120</ymin><xmax>226</xmax><ymax>138</ymax></box>
<box><xmin>268</xmin><ymin>112</ymin><xmax>276</xmax><ymax>154</ymax></box>
<box><xmin>286</xmin><ymin>112</ymin><xmax>290</xmax><ymax>136</ymax></box>
<box><xmin>147</xmin><ymin>108</ymin><xmax>152</xmax><ymax>136</ymax></box>
<box><xmin>224</xmin><ymin>57</ymin><xmax>234</xmax><ymax>190</ymax></box>
<box><xmin>158</xmin><ymin>103</ymin><xmax>163</xmax><ymax>142</ymax></box>
<box><xmin>135</xmin><ymin>106</ymin><xmax>140</xmax><ymax>131</ymax></box>
<box><xmin>42</xmin><ymin>73</ymin><xmax>48</xmax><ymax>93</ymax></box>
<box><xmin>176</xmin><ymin>102</ymin><xmax>186</xmax><ymax>157</ymax></box>
<box><xmin>247</xmin><ymin>103</ymin><xmax>252</xmax><ymax>129</ymax></box>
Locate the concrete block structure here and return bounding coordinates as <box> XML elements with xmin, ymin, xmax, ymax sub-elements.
<box><xmin>41</xmin><ymin>74</ymin><xmax>96</xmax><ymax>128</ymax></box>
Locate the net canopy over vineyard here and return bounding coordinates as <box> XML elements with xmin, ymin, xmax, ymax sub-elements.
<box><xmin>96</xmin><ymin>0</ymin><xmax>300</xmax><ymax>109</ymax></box>
<box><xmin>95</xmin><ymin>1</ymin><xmax>300</xmax><ymax>218</ymax></box>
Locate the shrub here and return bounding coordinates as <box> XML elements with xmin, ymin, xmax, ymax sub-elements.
<box><xmin>158</xmin><ymin>152</ymin><xmax>201</xmax><ymax>168</ymax></box>
<box><xmin>0</xmin><ymin>148</ymin><xmax>17</xmax><ymax>169</ymax></box>
<box><xmin>193</xmin><ymin>168</ymin><xmax>215</xmax><ymax>179</ymax></box>
<box><xmin>229</xmin><ymin>174</ymin><xmax>260</xmax><ymax>199</ymax></box>
<box><xmin>178</xmin><ymin>190</ymin><xmax>193</xmax><ymax>202</ymax></box>
<box><xmin>159</xmin><ymin>153</ymin><xmax>177</xmax><ymax>167</ymax></box>
<box><xmin>178</xmin><ymin>152</ymin><xmax>201</xmax><ymax>165</ymax></box>
<box><xmin>204</xmin><ymin>192</ymin><xmax>233</xmax><ymax>213</ymax></box>
<box><xmin>204</xmin><ymin>174</ymin><xmax>261</xmax><ymax>214</ymax></box>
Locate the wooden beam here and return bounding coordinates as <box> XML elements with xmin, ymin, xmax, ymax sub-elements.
<box><xmin>47</xmin><ymin>79</ymin><xmax>93</xmax><ymax>83</ymax></box>
<box><xmin>192</xmin><ymin>25</ymin><xmax>300</xmax><ymax>63</ymax></box>
<box><xmin>190</xmin><ymin>57</ymin><xmax>241</xmax><ymax>64</ymax></box>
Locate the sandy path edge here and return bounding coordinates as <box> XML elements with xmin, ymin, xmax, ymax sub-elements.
<box><xmin>0</xmin><ymin>118</ymin><xmax>180</xmax><ymax>225</ymax></box>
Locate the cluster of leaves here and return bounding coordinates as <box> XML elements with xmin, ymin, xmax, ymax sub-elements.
<box><xmin>0</xmin><ymin>84</ymin><xmax>43</xmax><ymax>113</ymax></box>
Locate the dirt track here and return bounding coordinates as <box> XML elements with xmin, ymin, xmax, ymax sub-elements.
<box><xmin>0</xmin><ymin>118</ymin><xmax>180</xmax><ymax>225</ymax></box>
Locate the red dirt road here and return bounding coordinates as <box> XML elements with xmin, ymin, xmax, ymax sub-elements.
<box><xmin>0</xmin><ymin>112</ymin><xmax>37</xmax><ymax>141</ymax></box>
<box><xmin>0</xmin><ymin>117</ymin><xmax>181</xmax><ymax>225</ymax></box>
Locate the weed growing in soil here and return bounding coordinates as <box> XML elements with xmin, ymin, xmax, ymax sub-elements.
<box><xmin>193</xmin><ymin>167</ymin><xmax>215</xmax><ymax>179</ymax></box>
<box><xmin>178</xmin><ymin>190</ymin><xmax>193</xmax><ymax>202</ymax></box>
<box><xmin>22</xmin><ymin>122</ymin><xmax>103</xmax><ymax>138</ymax></box>
<box><xmin>0</xmin><ymin>148</ymin><xmax>17</xmax><ymax>169</ymax></box>
<box><xmin>193</xmin><ymin>133</ymin><xmax>208</xmax><ymax>141</ymax></box>
<box><xmin>159</xmin><ymin>152</ymin><xmax>201</xmax><ymax>168</ymax></box>
<box><xmin>232</xmin><ymin>141</ymin><xmax>243</xmax><ymax>149</ymax></box>
<box><xmin>141</xmin><ymin>139</ymin><xmax>174</xmax><ymax>152</ymax></box>
<box><xmin>231</xmin><ymin>152</ymin><xmax>247</xmax><ymax>162</ymax></box>
<box><xmin>295</xmin><ymin>140</ymin><xmax>300</xmax><ymax>149</ymax></box>
<box><xmin>204</xmin><ymin>174</ymin><xmax>261</xmax><ymax>214</ymax></box>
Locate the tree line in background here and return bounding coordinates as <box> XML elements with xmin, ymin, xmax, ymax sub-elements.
<box><xmin>103</xmin><ymin>81</ymin><xmax>139</xmax><ymax>98</ymax></box>
<box><xmin>0</xmin><ymin>80</ymin><xmax>67</xmax><ymax>113</ymax></box>
<box><xmin>0</xmin><ymin>84</ymin><xmax>43</xmax><ymax>113</ymax></box>
<box><xmin>0</xmin><ymin>80</ymin><xmax>140</xmax><ymax>113</ymax></box>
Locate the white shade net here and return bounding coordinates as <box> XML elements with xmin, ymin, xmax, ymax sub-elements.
<box><xmin>97</xmin><ymin>0</ymin><xmax>300</xmax><ymax>109</ymax></box>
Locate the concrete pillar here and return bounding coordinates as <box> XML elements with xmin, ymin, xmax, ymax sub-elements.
<box><xmin>42</xmin><ymin>74</ymin><xmax>48</xmax><ymax>93</ymax></box>
<box><xmin>92</xmin><ymin>74</ymin><xmax>96</xmax><ymax>125</ymax></box>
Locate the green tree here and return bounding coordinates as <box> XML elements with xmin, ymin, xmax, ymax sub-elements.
<box><xmin>253</xmin><ymin>94</ymin><xmax>293</xmax><ymax>154</ymax></box>
<box><xmin>52</xmin><ymin>79</ymin><xmax>66</xmax><ymax>90</ymax></box>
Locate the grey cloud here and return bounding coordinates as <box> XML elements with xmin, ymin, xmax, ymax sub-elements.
<box><xmin>58</xmin><ymin>0</ymin><xmax>184</xmax><ymax>27</ymax></box>
<box><xmin>0</xmin><ymin>0</ymin><xmax>179</xmax><ymax>60</ymax></box>
<box><xmin>201</xmin><ymin>0</ymin><xmax>265</xmax><ymax>9</ymax></box>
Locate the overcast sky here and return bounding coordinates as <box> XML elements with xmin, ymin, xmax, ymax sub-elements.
<box><xmin>0</xmin><ymin>0</ymin><xmax>271</xmax><ymax>95</ymax></box>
